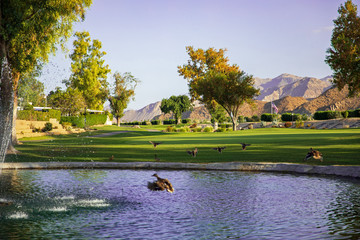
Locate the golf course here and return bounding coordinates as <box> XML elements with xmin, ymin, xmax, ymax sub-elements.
<box><xmin>5</xmin><ymin>125</ymin><xmax>360</xmax><ymax>166</ymax></box>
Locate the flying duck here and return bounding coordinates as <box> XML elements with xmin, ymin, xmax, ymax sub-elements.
<box><xmin>304</xmin><ymin>148</ymin><xmax>323</xmax><ymax>162</ymax></box>
<box><xmin>239</xmin><ymin>143</ymin><xmax>251</xmax><ymax>150</ymax></box>
<box><xmin>149</xmin><ymin>141</ymin><xmax>162</xmax><ymax>148</ymax></box>
<box><xmin>147</xmin><ymin>173</ymin><xmax>174</xmax><ymax>193</ymax></box>
<box><xmin>212</xmin><ymin>146</ymin><xmax>226</xmax><ymax>153</ymax></box>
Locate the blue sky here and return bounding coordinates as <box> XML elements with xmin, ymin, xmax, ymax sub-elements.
<box><xmin>40</xmin><ymin>0</ymin><xmax>345</xmax><ymax>110</ymax></box>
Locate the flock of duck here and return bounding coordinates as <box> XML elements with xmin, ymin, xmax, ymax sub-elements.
<box><xmin>146</xmin><ymin>141</ymin><xmax>323</xmax><ymax>193</ymax></box>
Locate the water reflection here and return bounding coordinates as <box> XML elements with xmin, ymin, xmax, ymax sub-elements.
<box><xmin>0</xmin><ymin>169</ymin><xmax>359</xmax><ymax>239</ymax></box>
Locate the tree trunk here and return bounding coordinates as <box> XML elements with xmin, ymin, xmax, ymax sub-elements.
<box><xmin>7</xmin><ymin>92</ymin><xmax>21</xmax><ymax>154</ymax></box>
<box><xmin>117</xmin><ymin>116</ymin><xmax>120</xmax><ymax>127</ymax></box>
<box><xmin>0</xmin><ymin>55</ymin><xmax>15</xmax><ymax>162</ymax></box>
<box><xmin>231</xmin><ymin>117</ymin><xmax>237</xmax><ymax>131</ymax></box>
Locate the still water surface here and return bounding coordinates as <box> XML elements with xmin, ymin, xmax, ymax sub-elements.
<box><xmin>0</xmin><ymin>169</ymin><xmax>360</xmax><ymax>239</ymax></box>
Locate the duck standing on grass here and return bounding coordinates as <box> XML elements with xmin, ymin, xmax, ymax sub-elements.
<box><xmin>304</xmin><ymin>148</ymin><xmax>323</xmax><ymax>162</ymax></box>
<box><xmin>187</xmin><ymin>147</ymin><xmax>198</xmax><ymax>157</ymax></box>
<box><xmin>147</xmin><ymin>173</ymin><xmax>174</xmax><ymax>193</ymax></box>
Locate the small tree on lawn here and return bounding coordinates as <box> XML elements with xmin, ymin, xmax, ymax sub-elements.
<box><xmin>197</xmin><ymin>70</ymin><xmax>259</xmax><ymax>131</ymax></box>
<box><xmin>108</xmin><ymin>72</ymin><xmax>139</xmax><ymax>126</ymax></box>
<box><xmin>160</xmin><ymin>95</ymin><xmax>192</xmax><ymax>124</ymax></box>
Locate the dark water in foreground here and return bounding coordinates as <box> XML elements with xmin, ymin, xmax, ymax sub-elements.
<box><xmin>0</xmin><ymin>169</ymin><xmax>360</xmax><ymax>239</ymax></box>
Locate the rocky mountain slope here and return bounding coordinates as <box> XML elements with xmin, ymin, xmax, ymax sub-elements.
<box><xmin>255</xmin><ymin>75</ymin><xmax>332</xmax><ymax>101</ymax></box>
<box><xmin>121</xmin><ymin>74</ymin><xmax>359</xmax><ymax>122</ymax></box>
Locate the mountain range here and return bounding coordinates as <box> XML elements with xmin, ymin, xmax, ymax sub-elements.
<box><xmin>120</xmin><ymin>73</ymin><xmax>360</xmax><ymax>122</ymax></box>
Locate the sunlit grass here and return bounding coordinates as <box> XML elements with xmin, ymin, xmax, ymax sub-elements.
<box><xmin>5</xmin><ymin>126</ymin><xmax>360</xmax><ymax>165</ymax></box>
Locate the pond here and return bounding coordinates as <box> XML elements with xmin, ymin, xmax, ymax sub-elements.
<box><xmin>0</xmin><ymin>169</ymin><xmax>360</xmax><ymax>239</ymax></box>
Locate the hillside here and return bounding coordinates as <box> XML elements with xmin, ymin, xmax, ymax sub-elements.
<box><xmin>256</xmin><ymin>76</ymin><xmax>332</xmax><ymax>101</ymax></box>
<box><xmin>120</xmin><ymin>74</ymin><xmax>360</xmax><ymax>122</ymax></box>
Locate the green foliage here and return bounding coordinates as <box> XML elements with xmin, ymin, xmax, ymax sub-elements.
<box><xmin>281</xmin><ymin>113</ymin><xmax>302</xmax><ymax>122</ymax></box>
<box><xmin>182</xmin><ymin>119</ymin><xmax>191</xmax><ymax>124</ymax></box>
<box><xmin>23</xmin><ymin>104</ymin><xmax>34</xmax><ymax>110</ymax></box>
<box><xmin>261</xmin><ymin>113</ymin><xmax>278</xmax><ymax>122</ymax></box>
<box><xmin>245</xmin><ymin>115</ymin><xmax>260</xmax><ymax>122</ymax></box>
<box><xmin>178</xmin><ymin>46</ymin><xmax>259</xmax><ymax>131</ymax></box>
<box><xmin>66</xmin><ymin>31</ymin><xmax>110</xmax><ymax>110</ymax></box>
<box><xmin>203</xmin><ymin>126</ymin><xmax>214</xmax><ymax>132</ymax></box>
<box><xmin>313</xmin><ymin>111</ymin><xmax>343</xmax><ymax>120</ymax></box>
<box><xmin>61</xmin><ymin>122</ymin><xmax>72</xmax><ymax>130</ymax></box>
<box><xmin>165</xmin><ymin>126</ymin><xmax>176</xmax><ymax>132</ymax></box>
<box><xmin>108</xmin><ymin>72</ymin><xmax>139</xmax><ymax>126</ymax></box>
<box><xmin>325</xmin><ymin>0</ymin><xmax>360</xmax><ymax>97</ymax></box>
<box><xmin>163</xmin><ymin>119</ymin><xmax>177</xmax><ymax>125</ymax></box>
<box><xmin>151</xmin><ymin>120</ymin><xmax>162</xmax><ymax>125</ymax></box>
<box><xmin>345</xmin><ymin>109</ymin><xmax>360</xmax><ymax>117</ymax></box>
<box><xmin>18</xmin><ymin>69</ymin><xmax>45</xmax><ymax>106</ymax></box>
<box><xmin>60</xmin><ymin>114</ymin><xmax>107</xmax><ymax>128</ymax></box>
<box><xmin>196</xmin><ymin>68</ymin><xmax>259</xmax><ymax>131</ymax></box>
<box><xmin>42</xmin><ymin>122</ymin><xmax>53</xmax><ymax>132</ymax></box>
<box><xmin>208</xmin><ymin>102</ymin><xmax>227</xmax><ymax>124</ymax></box>
<box><xmin>238</xmin><ymin>116</ymin><xmax>246</xmax><ymax>123</ymax></box>
<box><xmin>17</xmin><ymin>109</ymin><xmax>61</xmax><ymax>121</ymax></box>
<box><xmin>48</xmin><ymin>87</ymin><xmax>86</xmax><ymax>116</ymax></box>
<box><xmin>160</xmin><ymin>95</ymin><xmax>192</xmax><ymax>123</ymax></box>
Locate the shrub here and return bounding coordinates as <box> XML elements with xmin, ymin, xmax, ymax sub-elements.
<box><xmin>23</xmin><ymin>104</ymin><xmax>34</xmax><ymax>110</ymax></box>
<box><xmin>193</xmin><ymin>127</ymin><xmax>202</xmax><ymax>132</ymax></box>
<box><xmin>151</xmin><ymin>120</ymin><xmax>161</xmax><ymax>125</ymax></box>
<box><xmin>182</xmin><ymin>119</ymin><xmax>191</xmax><ymax>124</ymax></box>
<box><xmin>313</xmin><ymin>111</ymin><xmax>342</xmax><ymax>120</ymax></box>
<box><xmin>284</xmin><ymin>122</ymin><xmax>292</xmax><ymax>128</ymax></box>
<box><xmin>281</xmin><ymin>113</ymin><xmax>301</xmax><ymax>122</ymax></box>
<box><xmin>251</xmin><ymin>115</ymin><xmax>260</xmax><ymax>122</ymax></box>
<box><xmin>342</xmin><ymin>111</ymin><xmax>349</xmax><ymax>118</ymax></box>
<box><xmin>165</xmin><ymin>126</ymin><xmax>176</xmax><ymax>132</ymax></box>
<box><xmin>238</xmin><ymin>116</ymin><xmax>246</xmax><ymax>123</ymax></box>
<box><xmin>17</xmin><ymin>109</ymin><xmax>61</xmax><ymax>121</ymax></box>
<box><xmin>62</xmin><ymin>122</ymin><xmax>72</xmax><ymax>130</ymax></box>
<box><xmin>60</xmin><ymin>114</ymin><xmax>107</xmax><ymax>128</ymax></box>
<box><xmin>347</xmin><ymin>109</ymin><xmax>360</xmax><ymax>118</ymax></box>
<box><xmin>261</xmin><ymin>113</ymin><xmax>278</xmax><ymax>122</ymax></box>
<box><xmin>42</xmin><ymin>122</ymin><xmax>53</xmax><ymax>132</ymax></box>
<box><xmin>301</xmin><ymin>114</ymin><xmax>309</xmax><ymax>121</ymax></box>
<box><xmin>203</xmin><ymin>126</ymin><xmax>214</xmax><ymax>132</ymax></box>
<box><xmin>295</xmin><ymin>120</ymin><xmax>304</xmax><ymax>128</ymax></box>
<box><xmin>216</xmin><ymin>127</ymin><xmax>227</xmax><ymax>132</ymax></box>
<box><xmin>163</xmin><ymin>119</ymin><xmax>176</xmax><ymax>125</ymax></box>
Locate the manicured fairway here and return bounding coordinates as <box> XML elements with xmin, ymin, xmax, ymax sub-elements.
<box><xmin>5</xmin><ymin>126</ymin><xmax>360</xmax><ymax>165</ymax></box>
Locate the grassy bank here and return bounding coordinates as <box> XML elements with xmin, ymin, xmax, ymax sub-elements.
<box><xmin>5</xmin><ymin>126</ymin><xmax>360</xmax><ymax>165</ymax></box>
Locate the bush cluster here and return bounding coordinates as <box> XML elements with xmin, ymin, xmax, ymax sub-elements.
<box><xmin>281</xmin><ymin>113</ymin><xmax>302</xmax><ymax>122</ymax></box>
<box><xmin>260</xmin><ymin>113</ymin><xmax>278</xmax><ymax>122</ymax></box>
<box><xmin>313</xmin><ymin>111</ymin><xmax>342</xmax><ymax>120</ymax></box>
<box><xmin>60</xmin><ymin>114</ymin><xmax>107</xmax><ymax>128</ymax></box>
<box><xmin>17</xmin><ymin>109</ymin><xmax>61</xmax><ymax>121</ymax></box>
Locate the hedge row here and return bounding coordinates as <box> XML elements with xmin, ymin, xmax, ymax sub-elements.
<box><xmin>313</xmin><ymin>111</ymin><xmax>343</xmax><ymax>120</ymax></box>
<box><xmin>17</xmin><ymin>109</ymin><xmax>61</xmax><ymax>121</ymax></box>
<box><xmin>260</xmin><ymin>113</ymin><xmax>278</xmax><ymax>122</ymax></box>
<box><xmin>60</xmin><ymin>114</ymin><xmax>107</xmax><ymax>128</ymax></box>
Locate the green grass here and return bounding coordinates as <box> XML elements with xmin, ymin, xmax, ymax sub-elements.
<box><xmin>5</xmin><ymin>126</ymin><xmax>360</xmax><ymax>165</ymax></box>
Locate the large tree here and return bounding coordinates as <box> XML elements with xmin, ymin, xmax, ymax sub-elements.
<box><xmin>325</xmin><ymin>0</ymin><xmax>360</xmax><ymax>97</ymax></box>
<box><xmin>0</xmin><ymin>0</ymin><xmax>92</xmax><ymax>162</ymax></box>
<box><xmin>65</xmin><ymin>31</ymin><xmax>110</xmax><ymax>110</ymax></box>
<box><xmin>196</xmin><ymin>70</ymin><xmax>259</xmax><ymax>131</ymax></box>
<box><xmin>108</xmin><ymin>72</ymin><xmax>139</xmax><ymax>126</ymax></box>
<box><xmin>18</xmin><ymin>70</ymin><xmax>45</xmax><ymax>107</ymax></box>
<box><xmin>48</xmin><ymin>87</ymin><xmax>86</xmax><ymax>116</ymax></box>
<box><xmin>160</xmin><ymin>95</ymin><xmax>192</xmax><ymax>124</ymax></box>
<box><xmin>178</xmin><ymin>46</ymin><xmax>240</xmax><ymax>124</ymax></box>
